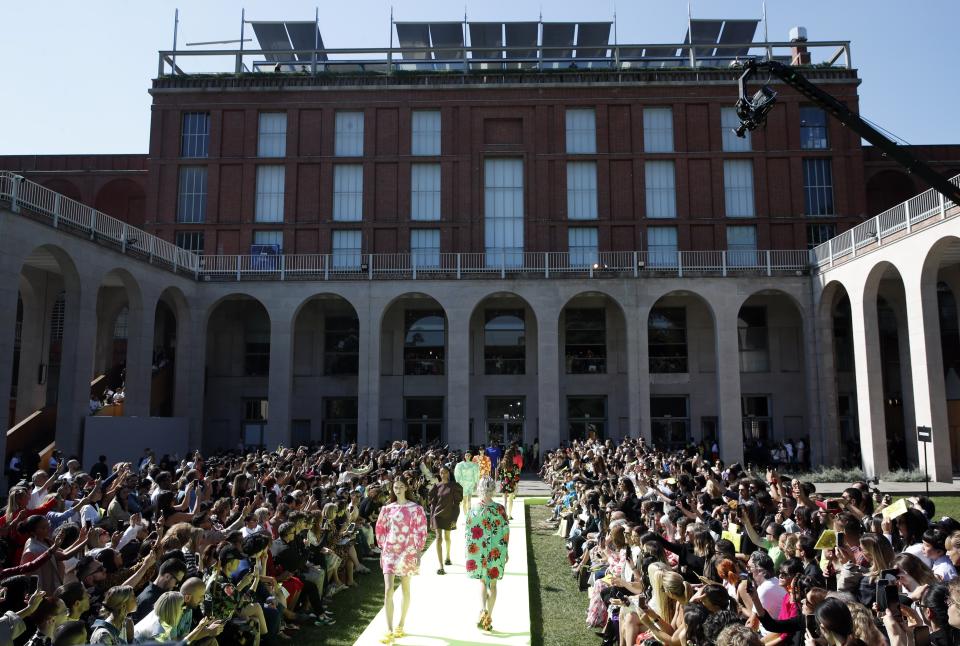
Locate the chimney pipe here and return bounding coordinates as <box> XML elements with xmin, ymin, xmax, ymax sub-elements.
<box><xmin>789</xmin><ymin>26</ymin><xmax>810</xmax><ymax>65</ymax></box>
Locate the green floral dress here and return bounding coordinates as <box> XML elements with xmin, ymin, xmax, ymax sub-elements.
<box><xmin>464</xmin><ymin>500</ymin><xmax>510</xmax><ymax>584</ymax></box>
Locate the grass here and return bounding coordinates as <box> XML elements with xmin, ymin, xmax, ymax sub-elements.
<box><xmin>928</xmin><ymin>495</ymin><xmax>960</xmax><ymax>521</ymax></box>
<box><xmin>525</xmin><ymin>498</ymin><xmax>598</xmax><ymax>646</ymax></box>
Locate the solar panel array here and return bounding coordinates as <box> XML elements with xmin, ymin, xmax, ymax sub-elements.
<box><xmin>248</xmin><ymin>18</ymin><xmax>761</xmax><ymax>72</ymax></box>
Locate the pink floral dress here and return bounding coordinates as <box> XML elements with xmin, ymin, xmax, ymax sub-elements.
<box><xmin>375</xmin><ymin>501</ymin><xmax>428</xmax><ymax>576</ymax></box>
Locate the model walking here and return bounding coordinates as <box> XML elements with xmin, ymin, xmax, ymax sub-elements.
<box><xmin>428</xmin><ymin>466</ymin><xmax>463</xmax><ymax>574</ymax></box>
<box><xmin>375</xmin><ymin>477</ymin><xmax>428</xmax><ymax>644</ymax></box>
<box><xmin>465</xmin><ymin>476</ymin><xmax>510</xmax><ymax>632</ymax></box>
<box><xmin>497</xmin><ymin>448</ymin><xmax>521</xmax><ymax>520</ymax></box>
<box><xmin>454</xmin><ymin>451</ymin><xmax>480</xmax><ymax>517</ymax></box>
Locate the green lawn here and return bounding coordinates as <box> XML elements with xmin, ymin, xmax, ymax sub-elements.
<box><xmin>928</xmin><ymin>495</ymin><xmax>960</xmax><ymax>521</ymax></box>
<box><xmin>525</xmin><ymin>498</ymin><xmax>598</xmax><ymax>646</ymax></box>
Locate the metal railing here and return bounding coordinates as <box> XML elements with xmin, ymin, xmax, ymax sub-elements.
<box><xmin>157</xmin><ymin>40</ymin><xmax>852</xmax><ymax>77</ymax></box>
<box><xmin>811</xmin><ymin>174</ymin><xmax>960</xmax><ymax>269</ymax></box>
<box><xmin>1</xmin><ymin>171</ymin><xmax>810</xmax><ymax>283</ymax></box>
<box><xmin>0</xmin><ymin>172</ymin><xmax>200</xmax><ymax>278</ymax></box>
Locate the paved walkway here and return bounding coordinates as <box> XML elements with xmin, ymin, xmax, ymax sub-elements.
<box><xmin>353</xmin><ymin>506</ymin><xmax>531</xmax><ymax>645</ymax></box>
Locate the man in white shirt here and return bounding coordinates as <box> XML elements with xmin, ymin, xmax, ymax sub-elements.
<box><xmin>749</xmin><ymin>551</ymin><xmax>786</xmax><ymax>634</ymax></box>
<box><xmin>923</xmin><ymin>528</ymin><xmax>957</xmax><ymax>582</ymax></box>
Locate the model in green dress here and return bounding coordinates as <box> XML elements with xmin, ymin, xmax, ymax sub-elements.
<box><xmin>464</xmin><ymin>476</ymin><xmax>510</xmax><ymax>632</ymax></box>
<box><xmin>454</xmin><ymin>451</ymin><xmax>480</xmax><ymax>517</ymax></box>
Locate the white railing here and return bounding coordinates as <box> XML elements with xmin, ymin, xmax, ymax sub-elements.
<box><xmin>811</xmin><ymin>174</ymin><xmax>960</xmax><ymax>269</ymax></box>
<box><xmin>1</xmin><ymin>171</ymin><xmax>812</xmax><ymax>283</ymax></box>
<box><xmin>0</xmin><ymin>171</ymin><xmax>201</xmax><ymax>277</ymax></box>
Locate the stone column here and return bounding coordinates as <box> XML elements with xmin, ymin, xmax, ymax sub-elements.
<box><xmin>13</xmin><ymin>273</ymin><xmax>48</xmax><ymax>422</ymax></box>
<box><xmin>181</xmin><ymin>306</ymin><xmax>208</xmax><ymax>451</ymax></box>
<box><xmin>848</xmin><ymin>289</ymin><xmax>890</xmax><ymax>478</ymax></box>
<box><xmin>627</xmin><ymin>302</ymin><xmax>651</xmax><ymax>441</ymax></box>
<box><xmin>445</xmin><ymin>308</ymin><xmax>470</xmax><ymax>450</ymax></box>
<box><xmin>265</xmin><ymin>312</ymin><xmax>294</xmax><ymax>449</ymax></box>
<box><xmin>0</xmin><ymin>264</ymin><xmax>20</xmax><ymax>439</ymax></box>
<box><xmin>55</xmin><ymin>281</ymin><xmax>99</xmax><ymax>458</ymax></box>
<box><xmin>902</xmin><ymin>266</ymin><xmax>952</xmax><ymax>482</ymax></box>
<box><xmin>810</xmin><ymin>293</ymin><xmax>840</xmax><ymax>467</ymax></box>
<box><xmin>123</xmin><ymin>288</ymin><xmax>158</xmax><ymax>418</ymax></box>
<box><xmin>357</xmin><ymin>299</ymin><xmax>382</xmax><ymax>448</ymax></box>
<box><xmin>536</xmin><ymin>303</ymin><xmax>562</xmax><ymax>450</ymax></box>
<box><xmin>714</xmin><ymin>302</ymin><xmax>744</xmax><ymax>463</ymax></box>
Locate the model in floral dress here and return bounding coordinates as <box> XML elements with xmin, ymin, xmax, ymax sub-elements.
<box><xmin>465</xmin><ymin>476</ymin><xmax>510</xmax><ymax>632</ymax></box>
<box><xmin>374</xmin><ymin>478</ymin><xmax>427</xmax><ymax>644</ymax></box>
<box><xmin>497</xmin><ymin>448</ymin><xmax>521</xmax><ymax>520</ymax></box>
<box><xmin>473</xmin><ymin>450</ymin><xmax>492</xmax><ymax>479</ymax></box>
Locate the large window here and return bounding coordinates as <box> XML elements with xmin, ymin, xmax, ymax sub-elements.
<box><xmin>800</xmin><ymin>106</ymin><xmax>829</xmax><ymax>150</ymax></box>
<box><xmin>649</xmin><ymin>307</ymin><xmax>687</xmax><ymax>373</ymax></box>
<box><xmin>244</xmin><ymin>333</ymin><xmax>270</xmax><ymax>376</ymax></box>
<box><xmin>486</xmin><ymin>397</ymin><xmax>525</xmax><ymax>445</ymax></box>
<box><xmin>411</xmin><ymin>110</ymin><xmax>441</xmax><ymax>156</ymax></box>
<box><xmin>568</xmin><ymin>227</ymin><xmax>598</xmax><ymax>267</ymax></box>
<box><xmin>253</xmin><ymin>230</ymin><xmax>282</xmax><ymax>253</ymax></box>
<box><xmin>565</xmin><ymin>108</ymin><xmax>596</xmax><ymax>154</ymax></box>
<box><xmin>258</xmin><ymin>112</ymin><xmax>287</xmax><ymax>157</ymax></box>
<box><xmin>565</xmin><ymin>308</ymin><xmax>606</xmax><ymax>374</ymax></box>
<box><xmin>180</xmin><ymin>112</ymin><xmax>210</xmax><ymax>158</ymax></box>
<box><xmin>404</xmin><ymin>311</ymin><xmax>445</xmax><ymax>375</ymax></box>
<box><xmin>803</xmin><ymin>159</ymin><xmax>834</xmax><ymax>215</ymax></box>
<box><xmin>738</xmin><ymin>306</ymin><xmax>770</xmax><ymax>372</ymax></box>
<box><xmin>484</xmin><ymin>310</ymin><xmax>525</xmax><ymax>375</ymax></box>
<box><xmin>721</xmin><ymin>106</ymin><xmax>750</xmax><ymax>152</ymax></box>
<box><xmin>335</xmin><ymin>111</ymin><xmax>364</xmax><ymax>156</ymax></box>
<box><xmin>242</xmin><ymin>399</ymin><xmax>269</xmax><ymax>447</ymax></box>
<box><xmin>727</xmin><ymin>225</ymin><xmax>758</xmax><ymax>267</ymax></box>
<box><xmin>742</xmin><ymin>395</ymin><xmax>772</xmax><ymax>441</ymax></box>
<box><xmin>807</xmin><ymin>223</ymin><xmax>837</xmax><ymax>249</ymax></box>
<box><xmin>177</xmin><ymin>167</ymin><xmax>207</xmax><ymax>223</ymax></box>
<box><xmin>175</xmin><ymin>231</ymin><xmax>205</xmax><ymax>254</ymax></box>
<box><xmin>723</xmin><ymin>160</ymin><xmax>755</xmax><ymax>217</ymax></box>
<box><xmin>567</xmin><ymin>161</ymin><xmax>598</xmax><ymax>220</ymax></box>
<box><xmin>648</xmin><ymin>227</ymin><xmax>678</xmax><ymax>268</ymax></box>
<box><xmin>254</xmin><ymin>166</ymin><xmax>285</xmax><ymax>222</ymax></box>
<box><xmin>405</xmin><ymin>397</ymin><xmax>444</xmax><ymax>445</ymax></box>
<box><xmin>324</xmin><ymin>316</ymin><xmax>359</xmax><ymax>375</ymax></box>
<box><xmin>331</xmin><ymin>230</ymin><xmax>362</xmax><ymax>269</ymax></box>
<box><xmin>323</xmin><ymin>398</ymin><xmax>358</xmax><ymax>444</ymax></box>
<box><xmin>643</xmin><ymin>107</ymin><xmax>674</xmax><ymax>152</ymax></box>
<box><xmin>651</xmin><ymin>396</ymin><xmax>690</xmax><ymax>451</ymax></box>
<box><xmin>567</xmin><ymin>396</ymin><xmax>606</xmax><ymax>441</ymax></box>
<box><xmin>411</xmin><ymin>229</ymin><xmax>440</xmax><ymax>268</ymax></box>
<box><xmin>410</xmin><ymin>163</ymin><xmax>441</xmax><ymax>221</ymax></box>
<box><xmin>333</xmin><ymin>165</ymin><xmax>363</xmax><ymax>222</ymax></box>
<box><xmin>484</xmin><ymin>159</ymin><xmax>524</xmax><ymax>268</ymax></box>
<box><xmin>645</xmin><ymin>161</ymin><xmax>676</xmax><ymax>219</ymax></box>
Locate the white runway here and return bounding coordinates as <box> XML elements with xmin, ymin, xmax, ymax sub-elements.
<box><xmin>352</xmin><ymin>502</ymin><xmax>531</xmax><ymax>645</ymax></box>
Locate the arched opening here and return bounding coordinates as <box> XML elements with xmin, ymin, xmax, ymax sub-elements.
<box><xmin>291</xmin><ymin>294</ymin><xmax>360</xmax><ymax>446</ymax></box>
<box><xmin>204</xmin><ymin>295</ymin><xmax>270</xmax><ymax>452</ymax></box>
<box><xmin>90</xmin><ymin>270</ymin><xmax>142</xmax><ymax>417</ymax></box>
<box><xmin>737</xmin><ymin>290</ymin><xmax>808</xmax><ymax>469</ymax></box>
<box><xmin>559</xmin><ymin>291</ymin><xmax>628</xmax><ymax>443</ymax></box>
<box><xmin>94</xmin><ymin>178</ymin><xmax>146</xmax><ymax>228</ymax></box>
<box><xmin>468</xmin><ymin>292</ymin><xmax>538</xmax><ymax>447</ymax></box>
<box><xmin>647</xmin><ymin>291</ymin><xmax>715</xmax><ymax>452</ymax></box>
<box><xmin>379</xmin><ymin>294</ymin><xmax>447</xmax><ymax>446</ymax></box>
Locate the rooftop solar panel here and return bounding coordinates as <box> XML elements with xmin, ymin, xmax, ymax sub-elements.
<box><xmin>286</xmin><ymin>22</ymin><xmax>327</xmax><ymax>61</ymax></box>
<box><xmin>429</xmin><ymin>22</ymin><xmax>464</xmax><ymax>60</ymax></box>
<box><xmin>716</xmin><ymin>19</ymin><xmax>759</xmax><ymax>58</ymax></box>
<box><xmin>251</xmin><ymin>22</ymin><xmax>293</xmax><ymax>62</ymax></box>
<box><xmin>505</xmin><ymin>22</ymin><xmax>538</xmax><ymax>60</ymax></box>
<box><xmin>396</xmin><ymin>23</ymin><xmax>431</xmax><ymax>60</ymax></box>
<box><xmin>641</xmin><ymin>46</ymin><xmax>682</xmax><ymax>67</ymax></box>
<box><xmin>684</xmin><ymin>19</ymin><xmax>724</xmax><ymax>59</ymax></box>
<box><xmin>469</xmin><ymin>22</ymin><xmax>504</xmax><ymax>61</ymax></box>
<box><xmin>575</xmin><ymin>22</ymin><xmax>611</xmax><ymax>59</ymax></box>
<box><xmin>541</xmin><ymin>22</ymin><xmax>575</xmax><ymax>59</ymax></box>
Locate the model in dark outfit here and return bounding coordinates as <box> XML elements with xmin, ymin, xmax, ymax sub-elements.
<box><xmin>428</xmin><ymin>467</ymin><xmax>463</xmax><ymax>575</ymax></box>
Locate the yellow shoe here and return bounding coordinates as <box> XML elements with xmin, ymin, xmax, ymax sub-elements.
<box><xmin>393</xmin><ymin>627</ymin><xmax>406</xmax><ymax>639</ymax></box>
<box><xmin>380</xmin><ymin>631</ymin><xmax>394</xmax><ymax>644</ymax></box>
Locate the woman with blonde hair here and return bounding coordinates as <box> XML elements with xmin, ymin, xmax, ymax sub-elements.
<box><xmin>89</xmin><ymin>585</ymin><xmax>136</xmax><ymax>644</ymax></box>
<box><xmin>465</xmin><ymin>476</ymin><xmax>510</xmax><ymax>632</ymax></box>
<box><xmin>845</xmin><ymin>600</ymin><xmax>885</xmax><ymax>644</ymax></box>
<box><xmin>856</xmin><ymin>532</ymin><xmax>895</xmax><ymax>607</ymax></box>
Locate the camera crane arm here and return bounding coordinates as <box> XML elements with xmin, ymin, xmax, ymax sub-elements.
<box><xmin>735</xmin><ymin>59</ymin><xmax>960</xmax><ymax>206</ymax></box>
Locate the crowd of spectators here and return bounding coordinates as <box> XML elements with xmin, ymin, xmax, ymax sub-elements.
<box><xmin>0</xmin><ymin>440</ymin><xmax>519</xmax><ymax>645</ymax></box>
<box><xmin>541</xmin><ymin>437</ymin><xmax>960</xmax><ymax>646</ymax></box>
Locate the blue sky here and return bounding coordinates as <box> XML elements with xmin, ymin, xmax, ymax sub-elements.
<box><xmin>2</xmin><ymin>0</ymin><xmax>957</xmax><ymax>154</ymax></box>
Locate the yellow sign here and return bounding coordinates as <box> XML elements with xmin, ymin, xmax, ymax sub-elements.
<box><xmin>814</xmin><ymin>529</ymin><xmax>837</xmax><ymax>550</ymax></box>
<box><xmin>882</xmin><ymin>498</ymin><xmax>909</xmax><ymax>520</ymax></box>
<box><xmin>722</xmin><ymin>523</ymin><xmax>743</xmax><ymax>553</ymax></box>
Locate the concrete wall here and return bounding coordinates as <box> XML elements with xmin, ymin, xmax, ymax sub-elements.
<box><xmin>83</xmin><ymin>416</ymin><xmax>189</xmax><ymax>468</ymax></box>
